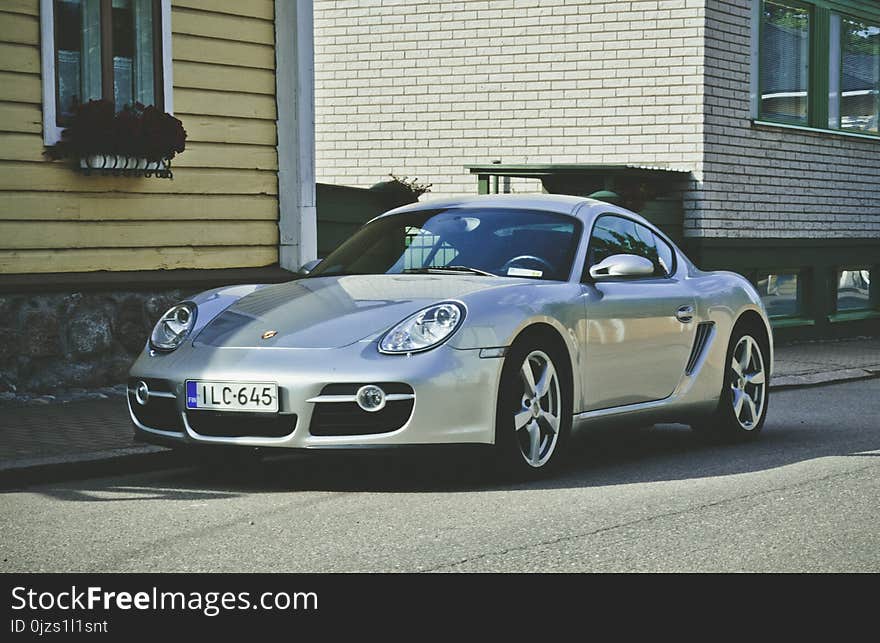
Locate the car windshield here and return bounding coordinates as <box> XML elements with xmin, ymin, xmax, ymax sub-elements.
<box><xmin>307</xmin><ymin>208</ymin><xmax>582</xmax><ymax>282</ymax></box>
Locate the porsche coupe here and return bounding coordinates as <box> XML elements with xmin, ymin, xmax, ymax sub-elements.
<box><xmin>128</xmin><ymin>194</ymin><xmax>773</xmax><ymax>476</ymax></box>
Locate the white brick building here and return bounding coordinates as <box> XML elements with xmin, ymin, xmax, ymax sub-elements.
<box><xmin>314</xmin><ymin>0</ymin><xmax>880</xmax><ymax>338</ymax></box>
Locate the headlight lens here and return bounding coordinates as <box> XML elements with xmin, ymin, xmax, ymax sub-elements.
<box><xmin>379</xmin><ymin>302</ymin><xmax>465</xmax><ymax>354</ymax></box>
<box><xmin>149</xmin><ymin>302</ymin><xmax>197</xmax><ymax>352</ymax></box>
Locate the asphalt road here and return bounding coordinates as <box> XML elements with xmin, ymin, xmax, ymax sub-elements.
<box><xmin>1</xmin><ymin>379</ymin><xmax>878</xmax><ymax>573</ymax></box>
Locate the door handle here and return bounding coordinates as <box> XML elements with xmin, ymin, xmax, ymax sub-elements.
<box><xmin>675</xmin><ymin>305</ymin><xmax>694</xmax><ymax>323</ymax></box>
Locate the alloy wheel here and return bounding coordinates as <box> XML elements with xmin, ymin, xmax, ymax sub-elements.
<box><xmin>514</xmin><ymin>350</ymin><xmax>562</xmax><ymax>467</ymax></box>
<box><xmin>730</xmin><ymin>335</ymin><xmax>766</xmax><ymax>430</ymax></box>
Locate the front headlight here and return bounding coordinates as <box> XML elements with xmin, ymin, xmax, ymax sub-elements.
<box><xmin>379</xmin><ymin>302</ymin><xmax>465</xmax><ymax>354</ymax></box>
<box><xmin>149</xmin><ymin>302</ymin><xmax>197</xmax><ymax>352</ymax></box>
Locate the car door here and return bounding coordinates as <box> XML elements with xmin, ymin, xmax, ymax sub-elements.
<box><xmin>581</xmin><ymin>214</ymin><xmax>696</xmax><ymax>411</ymax></box>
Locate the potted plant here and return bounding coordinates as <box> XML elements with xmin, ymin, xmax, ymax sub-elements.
<box><xmin>46</xmin><ymin>99</ymin><xmax>186</xmax><ymax>178</ymax></box>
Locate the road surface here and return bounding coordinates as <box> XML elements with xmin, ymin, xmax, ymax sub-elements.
<box><xmin>2</xmin><ymin>379</ymin><xmax>878</xmax><ymax>572</ymax></box>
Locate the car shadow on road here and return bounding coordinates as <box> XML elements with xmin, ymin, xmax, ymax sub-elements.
<box><xmin>122</xmin><ymin>412</ymin><xmax>879</xmax><ymax>496</ymax></box>
<box><xmin>16</xmin><ymin>381</ymin><xmax>880</xmax><ymax>500</ymax></box>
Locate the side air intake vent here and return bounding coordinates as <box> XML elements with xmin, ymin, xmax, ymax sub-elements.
<box><xmin>685</xmin><ymin>322</ymin><xmax>715</xmax><ymax>375</ymax></box>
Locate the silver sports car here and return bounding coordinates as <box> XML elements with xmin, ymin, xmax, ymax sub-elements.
<box><xmin>128</xmin><ymin>194</ymin><xmax>772</xmax><ymax>476</ymax></box>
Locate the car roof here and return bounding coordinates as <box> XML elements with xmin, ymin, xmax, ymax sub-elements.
<box><xmin>373</xmin><ymin>194</ymin><xmax>667</xmax><ymax>241</ymax></box>
<box><xmin>378</xmin><ymin>193</ymin><xmax>594</xmax><ymax>218</ymax></box>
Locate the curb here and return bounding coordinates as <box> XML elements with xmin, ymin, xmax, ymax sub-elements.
<box><xmin>770</xmin><ymin>368</ymin><xmax>879</xmax><ymax>391</ymax></box>
<box><xmin>0</xmin><ymin>446</ymin><xmax>185</xmax><ymax>489</ymax></box>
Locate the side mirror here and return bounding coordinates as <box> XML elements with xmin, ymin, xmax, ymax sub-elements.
<box><xmin>589</xmin><ymin>254</ymin><xmax>654</xmax><ymax>280</ymax></box>
<box><xmin>298</xmin><ymin>258</ymin><xmax>323</xmax><ymax>275</ymax></box>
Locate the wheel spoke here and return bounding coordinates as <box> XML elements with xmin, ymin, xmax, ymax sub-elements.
<box><xmin>732</xmin><ymin>387</ymin><xmax>745</xmax><ymax>417</ymax></box>
<box><xmin>535</xmin><ymin>361</ymin><xmax>556</xmax><ymax>398</ymax></box>
<box><xmin>738</xmin><ymin>337</ymin><xmax>752</xmax><ymax>373</ymax></box>
<box><xmin>526</xmin><ymin>421</ymin><xmax>541</xmax><ymax>464</ymax></box>
<box><xmin>521</xmin><ymin>360</ymin><xmax>537</xmax><ymax>396</ymax></box>
<box><xmin>539</xmin><ymin>411</ymin><xmax>559</xmax><ymax>435</ymax></box>
<box><xmin>746</xmin><ymin>370</ymin><xmax>765</xmax><ymax>385</ymax></box>
<box><xmin>514</xmin><ymin>408</ymin><xmax>532</xmax><ymax>431</ymax></box>
<box><xmin>744</xmin><ymin>394</ymin><xmax>758</xmax><ymax>425</ymax></box>
<box><xmin>730</xmin><ymin>358</ymin><xmax>744</xmax><ymax>379</ymax></box>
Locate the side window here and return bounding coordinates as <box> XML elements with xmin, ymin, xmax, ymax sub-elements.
<box><xmin>586</xmin><ymin>215</ymin><xmax>675</xmax><ymax>279</ymax></box>
<box><xmin>633</xmin><ymin>222</ymin><xmax>675</xmax><ymax>277</ymax></box>
<box><xmin>587</xmin><ymin>215</ymin><xmax>637</xmax><ymax>269</ymax></box>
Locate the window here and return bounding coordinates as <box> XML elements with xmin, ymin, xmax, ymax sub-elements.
<box><xmin>754</xmin><ymin>271</ymin><xmax>801</xmax><ymax>317</ymax></box>
<box><xmin>760</xmin><ymin>1</ymin><xmax>811</xmax><ymax>124</ymax></box>
<box><xmin>41</xmin><ymin>0</ymin><xmax>171</xmax><ymax>143</ymax></box>
<box><xmin>836</xmin><ymin>268</ymin><xmax>871</xmax><ymax>311</ymax></box>
<box><xmin>836</xmin><ymin>16</ymin><xmax>880</xmax><ymax>133</ymax></box>
<box><xmin>586</xmin><ymin>215</ymin><xmax>673</xmax><ymax>278</ymax></box>
<box><xmin>308</xmin><ymin>209</ymin><xmax>581</xmax><ymax>282</ymax></box>
<box><xmin>754</xmin><ymin>0</ymin><xmax>880</xmax><ymax>136</ymax></box>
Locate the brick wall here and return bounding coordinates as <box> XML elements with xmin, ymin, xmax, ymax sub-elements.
<box><xmin>697</xmin><ymin>0</ymin><xmax>880</xmax><ymax>239</ymax></box>
<box><xmin>314</xmin><ymin>0</ymin><xmax>707</xmax><ymax>198</ymax></box>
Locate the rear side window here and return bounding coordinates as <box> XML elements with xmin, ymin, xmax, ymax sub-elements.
<box><xmin>586</xmin><ymin>215</ymin><xmax>675</xmax><ymax>279</ymax></box>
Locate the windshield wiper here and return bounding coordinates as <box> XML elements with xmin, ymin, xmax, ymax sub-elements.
<box><xmin>404</xmin><ymin>265</ymin><xmax>497</xmax><ymax>277</ymax></box>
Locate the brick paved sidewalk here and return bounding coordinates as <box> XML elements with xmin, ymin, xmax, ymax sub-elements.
<box><xmin>0</xmin><ymin>336</ymin><xmax>877</xmax><ymax>480</ymax></box>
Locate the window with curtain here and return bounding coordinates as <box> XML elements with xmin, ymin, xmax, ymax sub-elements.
<box><xmin>759</xmin><ymin>0</ymin><xmax>811</xmax><ymax>124</ymax></box>
<box><xmin>755</xmin><ymin>0</ymin><xmax>880</xmax><ymax>137</ymax></box>
<box><xmin>52</xmin><ymin>0</ymin><xmax>163</xmax><ymax>125</ymax></box>
<box><xmin>837</xmin><ymin>17</ymin><xmax>880</xmax><ymax>133</ymax></box>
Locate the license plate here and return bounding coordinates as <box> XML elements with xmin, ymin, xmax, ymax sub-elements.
<box><xmin>186</xmin><ymin>381</ymin><xmax>278</xmax><ymax>413</ymax></box>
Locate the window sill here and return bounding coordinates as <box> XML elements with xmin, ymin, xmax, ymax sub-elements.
<box><xmin>769</xmin><ymin>316</ymin><xmax>816</xmax><ymax>328</ymax></box>
<box><xmin>752</xmin><ymin>120</ymin><xmax>880</xmax><ymax>142</ymax></box>
<box><xmin>828</xmin><ymin>310</ymin><xmax>880</xmax><ymax>324</ymax></box>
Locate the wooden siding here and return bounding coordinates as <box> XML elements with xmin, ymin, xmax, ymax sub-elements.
<box><xmin>0</xmin><ymin>0</ymin><xmax>279</xmax><ymax>275</ymax></box>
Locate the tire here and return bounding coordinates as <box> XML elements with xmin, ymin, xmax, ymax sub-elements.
<box><xmin>694</xmin><ymin>322</ymin><xmax>770</xmax><ymax>441</ymax></box>
<box><xmin>494</xmin><ymin>334</ymin><xmax>573</xmax><ymax>478</ymax></box>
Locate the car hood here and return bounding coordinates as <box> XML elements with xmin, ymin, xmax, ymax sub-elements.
<box><xmin>193</xmin><ymin>274</ymin><xmax>518</xmax><ymax>349</ymax></box>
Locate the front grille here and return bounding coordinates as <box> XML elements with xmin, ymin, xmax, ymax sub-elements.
<box><xmin>309</xmin><ymin>383</ymin><xmax>415</xmax><ymax>436</ymax></box>
<box><xmin>185</xmin><ymin>411</ymin><xmax>297</xmax><ymax>438</ymax></box>
<box><xmin>685</xmin><ymin>322</ymin><xmax>715</xmax><ymax>375</ymax></box>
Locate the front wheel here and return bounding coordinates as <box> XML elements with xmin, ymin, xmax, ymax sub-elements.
<box><xmin>695</xmin><ymin>325</ymin><xmax>769</xmax><ymax>440</ymax></box>
<box><xmin>495</xmin><ymin>338</ymin><xmax>572</xmax><ymax>478</ymax></box>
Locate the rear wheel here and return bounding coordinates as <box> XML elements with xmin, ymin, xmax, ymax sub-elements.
<box><xmin>495</xmin><ymin>336</ymin><xmax>572</xmax><ymax>477</ymax></box>
<box><xmin>694</xmin><ymin>324</ymin><xmax>769</xmax><ymax>440</ymax></box>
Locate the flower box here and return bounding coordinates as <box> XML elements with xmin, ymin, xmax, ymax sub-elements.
<box><xmin>79</xmin><ymin>154</ymin><xmax>173</xmax><ymax>179</ymax></box>
<box><xmin>46</xmin><ymin>100</ymin><xmax>186</xmax><ymax>179</ymax></box>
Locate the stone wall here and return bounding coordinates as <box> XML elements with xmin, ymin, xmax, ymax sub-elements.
<box><xmin>0</xmin><ymin>289</ymin><xmax>188</xmax><ymax>396</ymax></box>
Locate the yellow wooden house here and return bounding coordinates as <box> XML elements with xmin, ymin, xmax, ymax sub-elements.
<box><xmin>1</xmin><ymin>0</ymin><xmax>315</xmax><ymax>279</ymax></box>
<box><xmin>0</xmin><ymin>0</ymin><xmax>316</xmax><ymax>393</ymax></box>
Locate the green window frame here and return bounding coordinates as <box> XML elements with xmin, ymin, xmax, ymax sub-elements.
<box><xmin>753</xmin><ymin>0</ymin><xmax>880</xmax><ymax>138</ymax></box>
<box><xmin>834</xmin><ymin>266</ymin><xmax>876</xmax><ymax>312</ymax></box>
<box><xmin>751</xmin><ymin>269</ymin><xmax>806</xmax><ymax>320</ymax></box>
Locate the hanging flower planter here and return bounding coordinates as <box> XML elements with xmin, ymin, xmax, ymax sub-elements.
<box><xmin>79</xmin><ymin>154</ymin><xmax>173</xmax><ymax>179</ymax></box>
<box><xmin>46</xmin><ymin>99</ymin><xmax>186</xmax><ymax>180</ymax></box>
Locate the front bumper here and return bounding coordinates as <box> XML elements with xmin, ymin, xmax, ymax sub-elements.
<box><xmin>127</xmin><ymin>340</ymin><xmax>504</xmax><ymax>449</ymax></box>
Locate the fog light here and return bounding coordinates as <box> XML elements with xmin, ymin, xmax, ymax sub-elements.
<box><xmin>134</xmin><ymin>380</ymin><xmax>150</xmax><ymax>406</ymax></box>
<box><xmin>356</xmin><ymin>385</ymin><xmax>386</xmax><ymax>413</ymax></box>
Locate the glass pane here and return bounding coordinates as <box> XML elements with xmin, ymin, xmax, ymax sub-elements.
<box><xmin>837</xmin><ymin>269</ymin><xmax>871</xmax><ymax>311</ymax></box>
<box><xmin>54</xmin><ymin>0</ymin><xmax>101</xmax><ymax>122</ymax></box>
<box><xmin>755</xmin><ymin>272</ymin><xmax>799</xmax><ymax>317</ymax></box>
<box><xmin>840</xmin><ymin>18</ymin><xmax>880</xmax><ymax>133</ymax></box>
<box><xmin>112</xmin><ymin>0</ymin><xmax>134</xmax><ymax>110</ymax></box>
<box><xmin>113</xmin><ymin>0</ymin><xmax>159</xmax><ymax>110</ymax></box>
<box><xmin>309</xmin><ymin>209</ymin><xmax>580</xmax><ymax>282</ymax></box>
<box><xmin>760</xmin><ymin>1</ymin><xmax>810</xmax><ymax>124</ymax></box>
<box><xmin>589</xmin><ymin>216</ymin><xmax>638</xmax><ymax>268</ymax></box>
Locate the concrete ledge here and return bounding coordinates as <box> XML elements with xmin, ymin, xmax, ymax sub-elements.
<box><xmin>0</xmin><ymin>445</ymin><xmax>183</xmax><ymax>489</ymax></box>
<box><xmin>771</xmin><ymin>368</ymin><xmax>879</xmax><ymax>390</ymax></box>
